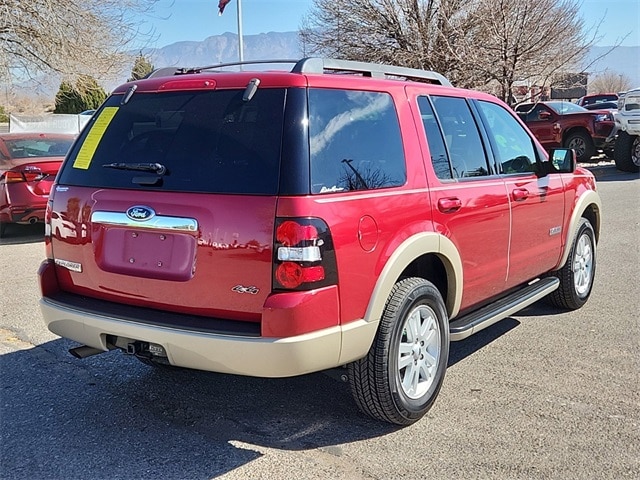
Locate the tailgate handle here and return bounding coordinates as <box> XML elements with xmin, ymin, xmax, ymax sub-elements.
<box><xmin>437</xmin><ymin>197</ymin><xmax>462</xmax><ymax>213</ymax></box>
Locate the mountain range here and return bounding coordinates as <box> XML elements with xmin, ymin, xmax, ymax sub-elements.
<box><xmin>10</xmin><ymin>31</ymin><xmax>640</xmax><ymax>100</ymax></box>
<box><xmin>140</xmin><ymin>32</ymin><xmax>639</xmax><ymax>87</ymax></box>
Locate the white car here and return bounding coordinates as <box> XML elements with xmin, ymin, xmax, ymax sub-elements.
<box><xmin>613</xmin><ymin>88</ymin><xmax>640</xmax><ymax>172</ymax></box>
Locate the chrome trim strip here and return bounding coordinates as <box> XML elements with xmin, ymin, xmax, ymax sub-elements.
<box><xmin>91</xmin><ymin>211</ymin><xmax>198</xmax><ymax>232</ymax></box>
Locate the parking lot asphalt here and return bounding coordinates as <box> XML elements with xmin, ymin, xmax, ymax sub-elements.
<box><xmin>0</xmin><ymin>163</ymin><xmax>638</xmax><ymax>479</ymax></box>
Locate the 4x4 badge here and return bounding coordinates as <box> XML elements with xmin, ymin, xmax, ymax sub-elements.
<box><xmin>232</xmin><ymin>285</ymin><xmax>259</xmax><ymax>295</ymax></box>
<box><xmin>126</xmin><ymin>206</ymin><xmax>155</xmax><ymax>222</ymax></box>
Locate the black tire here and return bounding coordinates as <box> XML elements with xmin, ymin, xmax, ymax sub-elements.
<box><xmin>548</xmin><ymin>218</ymin><xmax>596</xmax><ymax>310</ymax></box>
<box><xmin>613</xmin><ymin>132</ymin><xmax>640</xmax><ymax>173</ymax></box>
<box><xmin>348</xmin><ymin>277</ymin><xmax>449</xmax><ymax>425</ymax></box>
<box><xmin>564</xmin><ymin>131</ymin><xmax>595</xmax><ymax>163</ymax></box>
<box><xmin>0</xmin><ymin>221</ymin><xmax>6</xmax><ymax>238</ymax></box>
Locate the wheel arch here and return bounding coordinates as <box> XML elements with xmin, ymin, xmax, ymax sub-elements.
<box><xmin>562</xmin><ymin>126</ymin><xmax>593</xmax><ymax>145</ymax></box>
<box><xmin>363</xmin><ymin>232</ymin><xmax>463</xmax><ymax>325</ymax></box>
<box><xmin>556</xmin><ymin>190</ymin><xmax>602</xmax><ymax>270</ymax></box>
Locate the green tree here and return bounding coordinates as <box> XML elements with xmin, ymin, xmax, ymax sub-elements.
<box><xmin>0</xmin><ymin>105</ymin><xmax>8</xmax><ymax>123</ymax></box>
<box><xmin>54</xmin><ymin>76</ymin><xmax>107</xmax><ymax>114</ymax></box>
<box><xmin>128</xmin><ymin>53</ymin><xmax>155</xmax><ymax>81</ymax></box>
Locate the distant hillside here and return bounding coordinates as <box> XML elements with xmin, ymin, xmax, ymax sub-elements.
<box><xmin>142</xmin><ymin>31</ymin><xmax>303</xmax><ymax>69</ymax></box>
<box><xmin>9</xmin><ymin>32</ymin><xmax>639</xmax><ymax>99</ymax></box>
<box><xmin>142</xmin><ymin>33</ymin><xmax>638</xmax><ymax>87</ymax></box>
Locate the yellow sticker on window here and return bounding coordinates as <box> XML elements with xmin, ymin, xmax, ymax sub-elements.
<box><xmin>72</xmin><ymin>106</ymin><xmax>119</xmax><ymax>170</ymax></box>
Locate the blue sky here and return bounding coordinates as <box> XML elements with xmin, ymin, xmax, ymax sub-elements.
<box><xmin>142</xmin><ymin>0</ymin><xmax>639</xmax><ymax>47</ymax></box>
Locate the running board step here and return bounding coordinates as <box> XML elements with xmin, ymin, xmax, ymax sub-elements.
<box><xmin>449</xmin><ymin>277</ymin><xmax>559</xmax><ymax>341</ymax></box>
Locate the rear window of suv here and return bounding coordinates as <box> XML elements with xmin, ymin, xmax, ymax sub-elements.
<box><xmin>58</xmin><ymin>88</ymin><xmax>286</xmax><ymax>195</ymax></box>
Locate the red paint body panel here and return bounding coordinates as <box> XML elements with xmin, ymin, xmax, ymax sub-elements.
<box><xmin>50</xmin><ymin>187</ymin><xmax>277</xmax><ymax>321</ymax></box>
<box><xmin>262</xmin><ymin>286</ymin><xmax>340</xmax><ymax>337</ymax></box>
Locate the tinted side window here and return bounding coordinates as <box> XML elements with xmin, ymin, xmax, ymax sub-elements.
<box><xmin>417</xmin><ymin>96</ymin><xmax>452</xmax><ymax>180</ymax></box>
<box><xmin>517</xmin><ymin>104</ymin><xmax>551</xmax><ymax>122</ymax></box>
<box><xmin>58</xmin><ymin>89</ymin><xmax>285</xmax><ymax>194</ymax></box>
<box><xmin>309</xmin><ymin>89</ymin><xmax>406</xmax><ymax>194</ymax></box>
<box><xmin>477</xmin><ymin>101</ymin><xmax>537</xmax><ymax>174</ymax></box>
<box><xmin>431</xmin><ymin>96</ymin><xmax>489</xmax><ymax>178</ymax></box>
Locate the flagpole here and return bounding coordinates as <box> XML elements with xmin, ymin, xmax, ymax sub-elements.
<box><xmin>237</xmin><ymin>0</ymin><xmax>244</xmax><ymax>62</ymax></box>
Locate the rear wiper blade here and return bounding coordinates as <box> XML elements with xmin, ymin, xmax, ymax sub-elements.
<box><xmin>102</xmin><ymin>162</ymin><xmax>167</xmax><ymax>175</ymax></box>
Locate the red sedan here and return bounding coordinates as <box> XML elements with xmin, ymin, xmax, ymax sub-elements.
<box><xmin>0</xmin><ymin>133</ymin><xmax>75</xmax><ymax>237</ymax></box>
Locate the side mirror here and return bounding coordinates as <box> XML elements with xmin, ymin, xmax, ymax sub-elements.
<box><xmin>549</xmin><ymin>148</ymin><xmax>576</xmax><ymax>173</ymax></box>
<box><xmin>538</xmin><ymin>111</ymin><xmax>552</xmax><ymax>120</ymax></box>
<box><xmin>536</xmin><ymin>148</ymin><xmax>576</xmax><ymax>177</ymax></box>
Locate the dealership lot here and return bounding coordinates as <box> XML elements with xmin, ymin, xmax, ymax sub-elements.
<box><xmin>1</xmin><ymin>165</ymin><xmax>638</xmax><ymax>479</ymax></box>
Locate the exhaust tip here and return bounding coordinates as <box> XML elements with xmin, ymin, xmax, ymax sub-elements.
<box><xmin>69</xmin><ymin>345</ymin><xmax>104</xmax><ymax>359</ymax></box>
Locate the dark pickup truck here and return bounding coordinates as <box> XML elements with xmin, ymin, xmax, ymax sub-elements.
<box><xmin>515</xmin><ymin>101</ymin><xmax>616</xmax><ymax>162</ymax></box>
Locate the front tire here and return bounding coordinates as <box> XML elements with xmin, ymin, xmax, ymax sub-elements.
<box><xmin>348</xmin><ymin>277</ymin><xmax>449</xmax><ymax>425</ymax></box>
<box><xmin>548</xmin><ymin>218</ymin><xmax>596</xmax><ymax>310</ymax></box>
<box><xmin>613</xmin><ymin>132</ymin><xmax>640</xmax><ymax>173</ymax></box>
<box><xmin>564</xmin><ymin>131</ymin><xmax>595</xmax><ymax>163</ymax></box>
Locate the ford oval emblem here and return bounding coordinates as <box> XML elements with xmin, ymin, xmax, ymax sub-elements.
<box><xmin>126</xmin><ymin>206</ymin><xmax>155</xmax><ymax>222</ymax></box>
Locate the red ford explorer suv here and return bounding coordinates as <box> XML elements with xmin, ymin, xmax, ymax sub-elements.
<box><xmin>39</xmin><ymin>58</ymin><xmax>601</xmax><ymax>425</ymax></box>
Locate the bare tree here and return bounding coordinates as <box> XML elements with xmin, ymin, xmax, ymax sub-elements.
<box><xmin>0</xmin><ymin>0</ymin><xmax>159</xmax><ymax>89</ymax></box>
<box><xmin>300</xmin><ymin>0</ymin><xmax>475</xmax><ymax>85</ymax></box>
<box><xmin>301</xmin><ymin>0</ymin><xmax>599</xmax><ymax>104</ymax></box>
<box><xmin>588</xmin><ymin>72</ymin><xmax>632</xmax><ymax>94</ymax></box>
<box><xmin>462</xmin><ymin>0</ymin><xmax>593</xmax><ymax>104</ymax></box>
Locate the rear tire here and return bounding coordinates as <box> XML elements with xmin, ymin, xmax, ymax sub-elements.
<box><xmin>613</xmin><ymin>132</ymin><xmax>640</xmax><ymax>173</ymax></box>
<box><xmin>348</xmin><ymin>277</ymin><xmax>449</xmax><ymax>425</ymax></box>
<box><xmin>0</xmin><ymin>221</ymin><xmax>5</xmax><ymax>238</ymax></box>
<box><xmin>548</xmin><ymin>218</ymin><xmax>596</xmax><ymax>310</ymax></box>
<box><xmin>564</xmin><ymin>131</ymin><xmax>595</xmax><ymax>163</ymax></box>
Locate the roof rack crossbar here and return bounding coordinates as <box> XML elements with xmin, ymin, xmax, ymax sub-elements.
<box><xmin>291</xmin><ymin>58</ymin><xmax>452</xmax><ymax>87</ymax></box>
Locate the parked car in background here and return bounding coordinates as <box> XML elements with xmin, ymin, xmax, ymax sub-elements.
<box><xmin>39</xmin><ymin>58</ymin><xmax>601</xmax><ymax>426</ymax></box>
<box><xmin>515</xmin><ymin>101</ymin><xmax>616</xmax><ymax>162</ymax></box>
<box><xmin>583</xmin><ymin>101</ymin><xmax>618</xmax><ymax>111</ymax></box>
<box><xmin>577</xmin><ymin>93</ymin><xmax>618</xmax><ymax>107</ymax></box>
<box><xmin>613</xmin><ymin>87</ymin><xmax>640</xmax><ymax>172</ymax></box>
<box><xmin>0</xmin><ymin>133</ymin><xmax>75</xmax><ymax>236</ymax></box>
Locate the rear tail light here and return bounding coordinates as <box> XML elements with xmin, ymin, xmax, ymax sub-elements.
<box><xmin>4</xmin><ymin>167</ymin><xmax>44</xmax><ymax>183</ymax></box>
<box><xmin>273</xmin><ymin>218</ymin><xmax>338</xmax><ymax>291</ymax></box>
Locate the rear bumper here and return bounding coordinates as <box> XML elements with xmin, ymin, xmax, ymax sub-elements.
<box><xmin>40</xmin><ymin>296</ymin><xmax>378</xmax><ymax>377</ymax></box>
<box><xmin>1</xmin><ymin>183</ymin><xmax>47</xmax><ymax>223</ymax></box>
<box><xmin>0</xmin><ymin>205</ymin><xmax>45</xmax><ymax>224</ymax></box>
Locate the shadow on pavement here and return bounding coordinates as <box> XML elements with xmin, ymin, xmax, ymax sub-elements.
<box><xmin>579</xmin><ymin>162</ymin><xmax>640</xmax><ymax>182</ymax></box>
<box><xmin>0</xmin><ymin>313</ymin><xmax>524</xmax><ymax>479</ymax></box>
<box><xmin>0</xmin><ymin>223</ymin><xmax>45</xmax><ymax>245</ymax></box>
<box><xmin>0</xmin><ymin>337</ymin><xmax>396</xmax><ymax>479</ymax></box>
<box><xmin>448</xmin><ymin>317</ymin><xmax>520</xmax><ymax>367</ymax></box>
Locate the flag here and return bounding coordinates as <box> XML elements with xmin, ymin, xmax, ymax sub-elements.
<box><xmin>218</xmin><ymin>0</ymin><xmax>232</xmax><ymax>15</ymax></box>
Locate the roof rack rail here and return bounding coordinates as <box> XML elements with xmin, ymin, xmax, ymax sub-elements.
<box><xmin>145</xmin><ymin>57</ymin><xmax>451</xmax><ymax>87</ymax></box>
<box><xmin>146</xmin><ymin>60</ymin><xmax>299</xmax><ymax>78</ymax></box>
<box><xmin>291</xmin><ymin>58</ymin><xmax>452</xmax><ymax>86</ymax></box>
